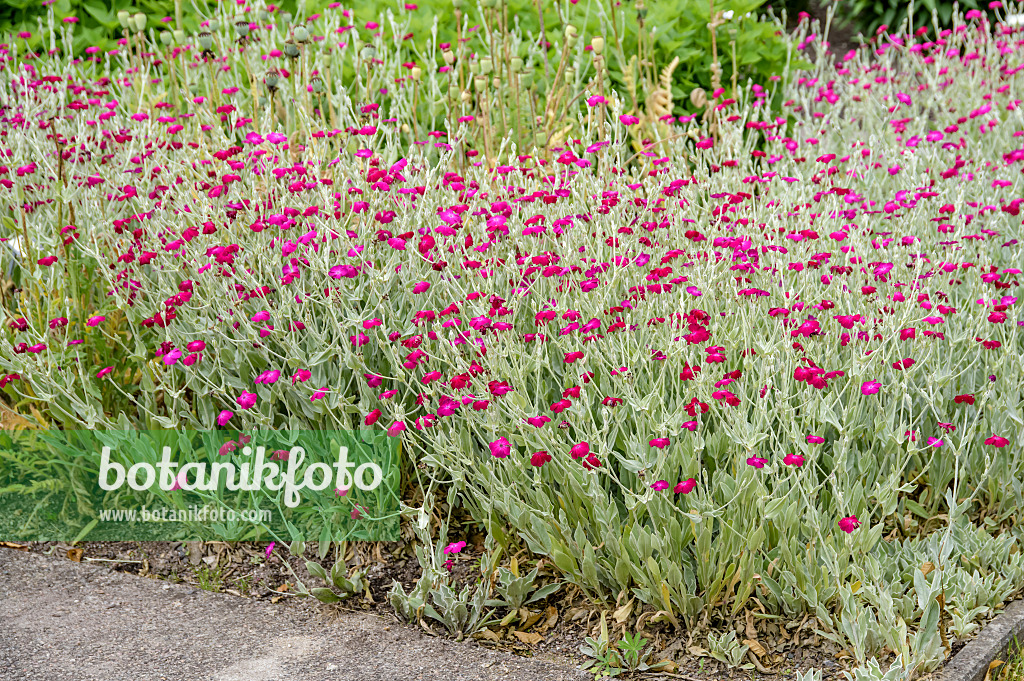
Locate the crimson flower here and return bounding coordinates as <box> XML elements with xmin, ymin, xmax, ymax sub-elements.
<box><xmin>984</xmin><ymin>435</ymin><xmax>1009</xmax><ymax>448</ymax></box>
<box><xmin>747</xmin><ymin>457</ymin><xmax>767</xmax><ymax>469</ymax></box>
<box><xmin>530</xmin><ymin>451</ymin><xmax>552</xmax><ymax>467</ymax></box>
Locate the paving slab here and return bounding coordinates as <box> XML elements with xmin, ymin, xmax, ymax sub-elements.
<box><xmin>0</xmin><ymin>549</ymin><xmax>589</xmax><ymax>681</ymax></box>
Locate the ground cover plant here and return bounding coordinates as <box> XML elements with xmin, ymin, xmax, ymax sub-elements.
<box><xmin>1</xmin><ymin>0</ymin><xmax>1024</xmax><ymax>678</ymax></box>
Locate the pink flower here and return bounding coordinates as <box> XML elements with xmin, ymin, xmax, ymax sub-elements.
<box><xmin>838</xmin><ymin>515</ymin><xmax>861</xmax><ymax>533</ymax></box>
<box><xmin>489</xmin><ymin>437</ymin><xmax>511</xmax><ymax>458</ymax></box>
<box><xmin>217</xmin><ymin>410</ymin><xmax>234</xmax><ymax>426</ymax></box>
<box><xmin>292</xmin><ymin>369</ymin><xmax>312</xmax><ymax>384</ymax></box>
<box><xmin>564</xmin><ymin>351</ymin><xmax>584</xmax><ymax>364</ymax></box>
<box><xmin>681</xmin><ymin>421</ymin><xmax>698</xmax><ymax>432</ymax></box>
<box><xmin>984</xmin><ymin>435</ymin><xmax>1009</xmax><ymax>447</ymax></box>
<box><xmin>619</xmin><ymin>114</ymin><xmax>639</xmax><ymax>125</ymax></box>
<box><xmin>675</xmin><ymin>478</ymin><xmax>697</xmax><ymax>494</ymax></box>
<box><xmin>747</xmin><ymin>457</ymin><xmax>767</xmax><ymax>468</ymax></box>
<box><xmin>806</xmin><ymin>435</ymin><xmax>825</xmax><ymax>444</ymax></box>
<box><xmin>86</xmin><ymin>315</ymin><xmax>105</xmax><ymax>327</ymax></box>
<box><xmin>649</xmin><ymin>437</ymin><xmax>670</xmax><ymax>449</ymax></box>
<box><xmin>311</xmin><ymin>387</ymin><xmax>327</xmax><ymax>401</ymax></box>
<box><xmin>927</xmin><ymin>437</ymin><xmax>943</xmax><ymax>447</ymax></box>
<box><xmin>237</xmin><ymin>392</ymin><xmax>257</xmax><ymax>409</ymax></box>
<box><xmin>413</xmin><ymin>281</ymin><xmax>430</xmax><ymax>293</ymax></box>
<box><xmin>387</xmin><ymin>420</ymin><xmax>406</xmax><ymax>436</ymax></box>
<box><xmin>444</xmin><ymin>541</ymin><xmax>466</xmax><ymax>555</ymax></box>
<box><xmin>651</xmin><ymin>480</ymin><xmax>670</xmax><ymax>491</ymax></box>
<box><xmin>783</xmin><ymin>453</ymin><xmax>805</xmax><ymax>467</ymax></box>
<box><xmin>96</xmin><ymin>366</ymin><xmax>113</xmax><ymax>378</ymax></box>
<box><xmin>265</xmin><ymin>542</ymin><xmax>275</xmax><ymax>558</ymax></box>
<box><xmin>696</xmin><ymin>137</ymin><xmax>714</xmax><ymax>150</ymax></box>
<box><xmin>365</xmin><ymin>409</ymin><xmax>381</xmax><ymax>426</ymax></box>
<box><xmin>526</xmin><ymin>415</ymin><xmax>551</xmax><ymax>427</ymax></box>
<box><xmin>861</xmin><ymin>381</ymin><xmax>881</xmax><ymax>395</ymax></box>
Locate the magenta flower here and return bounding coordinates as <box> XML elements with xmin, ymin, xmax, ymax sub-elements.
<box><xmin>292</xmin><ymin>369</ymin><xmax>311</xmax><ymax>384</ymax></box>
<box><xmin>387</xmin><ymin>420</ymin><xmax>406</xmax><ymax>436</ymax></box>
<box><xmin>570</xmin><ymin>442</ymin><xmax>590</xmax><ymax>459</ymax></box>
<box><xmin>217</xmin><ymin>410</ymin><xmax>234</xmax><ymax>426</ymax></box>
<box><xmin>365</xmin><ymin>409</ymin><xmax>381</xmax><ymax>426</ymax></box>
<box><xmin>489</xmin><ymin>437</ymin><xmax>511</xmax><ymax>458</ymax></box>
<box><xmin>839</xmin><ymin>516</ymin><xmax>861</xmax><ymax>533</ymax></box>
<box><xmin>927</xmin><ymin>437</ymin><xmax>943</xmax><ymax>447</ymax></box>
<box><xmin>86</xmin><ymin>315</ymin><xmax>106</xmax><ymax>327</ymax></box>
<box><xmin>806</xmin><ymin>435</ymin><xmax>825</xmax><ymax>444</ymax></box>
<box><xmin>649</xmin><ymin>437</ymin><xmax>671</xmax><ymax>449</ymax></box>
<box><xmin>984</xmin><ymin>435</ymin><xmax>1009</xmax><ymax>447</ymax></box>
<box><xmin>311</xmin><ymin>388</ymin><xmax>327</xmax><ymax>401</ymax></box>
<box><xmin>861</xmin><ymin>381</ymin><xmax>881</xmax><ymax>395</ymax></box>
<box><xmin>681</xmin><ymin>421</ymin><xmax>698</xmax><ymax>432</ymax></box>
<box><xmin>96</xmin><ymin>366</ymin><xmax>113</xmax><ymax>379</ymax></box>
<box><xmin>783</xmin><ymin>453</ymin><xmax>805</xmax><ymax>467</ymax></box>
<box><xmin>265</xmin><ymin>542</ymin><xmax>275</xmax><ymax>558</ymax></box>
<box><xmin>237</xmin><ymin>392</ymin><xmax>257</xmax><ymax>410</ymax></box>
<box><xmin>412</xmin><ymin>281</ymin><xmax>430</xmax><ymax>293</ymax></box>
<box><xmin>619</xmin><ymin>114</ymin><xmax>639</xmax><ymax>125</ymax></box>
<box><xmin>675</xmin><ymin>478</ymin><xmax>697</xmax><ymax>494</ymax></box>
<box><xmin>650</xmin><ymin>480</ymin><xmax>670</xmax><ymax>491</ymax></box>
<box><xmin>747</xmin><ymin>457</ymin><xmax>767</xmax><ymax>468</ymax></box>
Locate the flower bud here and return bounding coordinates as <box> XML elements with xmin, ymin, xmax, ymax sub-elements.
<box><xmin>401</xmin><ymin>123</ymin><xmax>411</xmax><ymax>133</ymax></box>
<box><xmin>442</xmin><ymin>49</ymin><xmax>455</xmax><ymax>65</ymax></box>
<box><xmin>591</xmin><ymin>36</ymin><xmax>604</xmax><ymax>54</ymax></box>
<box><xmin>411</xmin><ymin>66</ymin><xmax>422</xmax><ymax>80</ymax></box>
<box><xmin>564</xmin><ymin>24</ymin><xmax>578</xmax><ymax>40</ymax></box>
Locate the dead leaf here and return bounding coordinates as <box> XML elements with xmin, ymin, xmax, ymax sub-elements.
<box><xmin>688</xmin><ymin>646</ymin><xmax>710</xmax><ymax>657</ymax></box>
<box><xmin>538</xmin><ymin>605</ymin><xmax>558</xmax><ymax>632</ymax></box>
<box><xmin>655</xmin><ymin>660</ymin><xmax>678</xmax><ymax>673</ymax></box>
<box><xmin>270</xmin><ymin>595</ymin><xmax>286</xmax><ymax>604</ymax></box>
<box><xmin>920</xmin><ymin>561</ymin><xmax>935</xmax><ymax>576</ymax></box>
<box><xmin>66</xmin><ymin>548</ymin><xmax>83</xmax><ymax>562</ymax></box>
<box><xmin>473</xmin><ymin>628</ymin><xmax>502</xmax><ymax>642</ymax></box>
<box><xmin>512</xmin><ymin>630</ymin><xmax>544</xmax><ymax>645</ymax></box>
<box><xmin>614</xmin><ymin>597</ymin><xmax>634</xmax><ymax>624</ymax></box>
<box><xmin>746</xmin><ymin>609</ymin><xmax>757</xmax><ymax>640</ymax></box>
<box><xmin>0</xmin><ymin>542</ymin><xmax>28</xmax><ymax>551</ymax></box>
<box><xmin>275</xmin><ymin>582</ymin><xmax>291</xmax><ymax>592</ymax></box>
<box><xmin>744</xmin><ymin>639</ymin><xmax>768</xmax><ymax>658</ymax></box>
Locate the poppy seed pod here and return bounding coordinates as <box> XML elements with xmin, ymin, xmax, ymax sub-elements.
<box><xmin>117</xmin><ymin>11</ymin><xmax>131</xmax><ymax>29</ymax></box>
<box><xmin>280</xmin><ymin>12</ymin><xmax>292</xmax><ymax>27</ymax></box>
<box><xmin>411</xmin><ymin>66</ymin><xmax>422</xmax><ymax>80</ymax></box>
<box><xmin>591</xmin><ymin>36</ymin><xmax>604</xmax><ymax>54</ymax></box>
<box><xmin>452</xmin><ymin>0</ymin><xmax>463</xmax><ymax>8</ymax></box>
<box><xmin>173</xmin><ymin>29</ymin><xmax>185</xmax><ymax>44</ymax></box>
<box><xmin>360</xmin><ymin>44</ymin><xmax>376</xmax><ymax>60</ymax></box>
<box><xmin>460</xmin><ymin>89</ymin><xmax>472</xmax><ymax>103</ymax></box>
<box><xmin>469</xmin><ymin>61</ymin><xmax>479</xmax><ymax>75</ymax></box>
<box><xmin>132</xmin><ymin>13</ymin><xmax>147</xmax><ymax>32</ymax></box>
<box><xmin>310</xmin><ymin>76</ymin><xmax>324</xmax><ymax>93</ymax></box>
<box><xmin>264</xmin><ymin>69</ymin><xmax>280</xmax><ymax>89</ymax></box>
<box><xmin>197</xmin><ymin>32</ymin><xmax>214</xmax><ymax>51</ymax></box>
<box><xmin>442</xmin><ymin>49</ymin><xmax>455</xmax><ymax>65</ymax></box>
<box><xmin>159</xmin><ymin>30</ymin><xmax>173</xmax><ymax>46</ymax></box>
<box><xmin>208</xmin><ymin>19</ymin><xmax>219</xmax><ymax>32</ymax></box>
<box><xmin>293</xmin><ymin>25</ymin><xmax>309</xmax><ymax>43</ymax></box>
<box><xmin>510</xmin><ymin>56</ymin><xmax>523</xmax><ymax>73</ymax></box>
<box><xmin>448</xmin><ymin>84</ymin><xmax>460</xmax><ymax>100</ymax></box>
<box><xmin>479</xmin><ymin>57</ymin><xmax>492</xmax><ymax>74</ymax></box>
<box><xmin>283</xmin><ymin>41</ymin><xmax>299</xmax><ymax>57</ymax></box>
<box><xmin>474</xmin><ymin>74</ymin><xmax>487</xmax><ymax>92</ymax></box>
<box><xmin>520</xmin><ymin>69</ymin><xmax>534</xmax><ymax>88</ymax></box>
<box><xmin>234</xmin><ymin>20</ymin><xmax>250</xmax><ymax>38</ymax></box>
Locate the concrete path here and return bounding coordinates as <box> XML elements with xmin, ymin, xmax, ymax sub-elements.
<box><xmin>0</xmin><ymin>549</ymin><xmax>589</xmax><ymax>681</ymax></box>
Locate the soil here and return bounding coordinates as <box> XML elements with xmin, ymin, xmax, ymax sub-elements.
<box><xmin>7</xmin><ymin>539</ymin><xmax>855</xmax><ymax>680</ymax></box>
